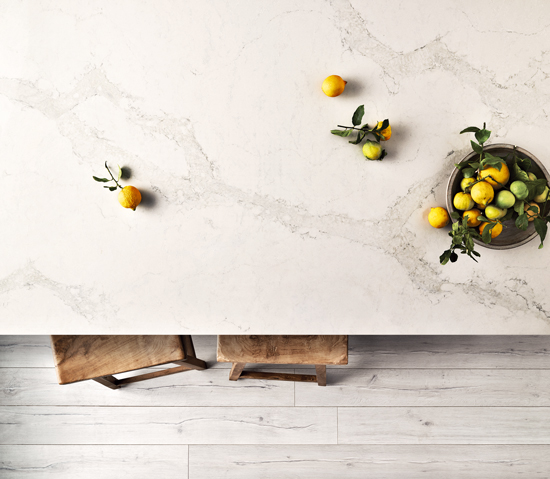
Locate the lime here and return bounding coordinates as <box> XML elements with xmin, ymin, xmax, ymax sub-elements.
<box><xmin>528</xmin><ymin>172</ymin><xmax>537</xmax><ymax>181</ymax></box>
<box><xmin>495</xmin><ymin>190</ymin><xmax>516</xmax><ymax>209</ymax></box>
<box><xmin>362</xmin><ymin>140</ymin><xmax>382</xmax><ymax>160</ymax></box>
<box><xmin>510</xmin><ymin>181</ymin><xmax>528</xmax><ymax>200</ymax></box>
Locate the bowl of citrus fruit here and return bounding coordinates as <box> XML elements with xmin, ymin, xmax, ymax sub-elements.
<box><xmin>446</xmin><ymin>129</ymin><xmax>550</xmax><ymax>256</ymax></box>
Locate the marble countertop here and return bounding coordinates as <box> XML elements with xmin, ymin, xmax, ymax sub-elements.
<box><xmin>2</xmin><ymin>0</ymin><xmax>550</xmax><ymax>334</ymax></box>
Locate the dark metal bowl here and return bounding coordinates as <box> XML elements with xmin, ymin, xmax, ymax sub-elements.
<box><xmin>446</xmin><ymin>144</ymin><xmax>550</xmax><ymax>250</ymax></box>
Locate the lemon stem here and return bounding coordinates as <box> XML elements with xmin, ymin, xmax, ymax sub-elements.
<box><xmin>104</xmin><ymin>161</ymin><xmax>123</xmax><ymax>190</ymax></box>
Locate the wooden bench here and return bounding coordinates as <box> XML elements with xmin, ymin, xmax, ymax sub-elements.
<box><xmin>50</xmin><ymin>335</ymin><xmax>206</xmax><ymax>389</ymax></box>
<box><xmin>217</xmin><ymin>335</ymin><xmax>348</xmax><ymax>386</ymax></box>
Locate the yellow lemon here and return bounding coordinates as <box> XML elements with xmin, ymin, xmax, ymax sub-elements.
<box><xmin>524</xmin><ymin>202</ymin><xmax>540</xmax><ymax>221</ymax></box>
<box><xmin>470</xmin><ymin>181</ymin><xmax>494</xmax><ymax>208</ymax></box>
<box><xmin>475</xmin><ymin>202</ymin><xmax>486</xmax><ymax>210</ymax></box>
<box><xmin>362</xmin><ymin>140</ymin><xmax>382</xmax><ymax>160</ymax></box>
<box><xmin>528</xmin><ymin>172</ymin><xmax>537</xmax><ymax>181</ymax></box>
<box><xmin>485</xmin><ymin>205</ymin><xmax>506</xmax><ymax>220</ymax></box>
<box><xmin>118</xmin><ymin>186</ymin><xmax>142</xmax><ymax>210</ymax></box>
<box><xmin>376</xmin><ymin>121</ymin><xmax>392</xmax><ymax>141</ymax></box>
<box><xmin>479</xmin><ymin>163</ymin><xmax>510</xmax><ymax>189</ymax></box>
<box><xmin>461</xmin><ymin>177</ymin><xmax>475</xmax><ymax>193</ymax></box>
<box><xmin>453</xmin><ymin>192</ymin><xmax>474</xmax><ymax>211</ymax></box>
<box><xmin>322</xmin><ymin>75</ymin><xmax>347</xmax><ymax>97</ymax></box>
<box><xmin>479</xmin><ymin>221</ymin><xmax>503</xmax><ymax>239</ymax></box>
<box><xmin>463</xmin><ymin>208</ymin><xmax>481</xmax><ymax>227</ymax></box>
<box><xmin>428</xmin><ymin>207</ymin><xmax>450</xmax><ymax>228</ymax></box>
<box><xmin>534</xmin><ymin>186</ymin><xmax>549</xmax><ymax>203</ymax></box>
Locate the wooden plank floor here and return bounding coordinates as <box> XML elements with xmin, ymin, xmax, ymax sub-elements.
<box><xmin>1</xmin><ymin>336</ymin><xmax>550</xmax><ymax>478</ymax></box>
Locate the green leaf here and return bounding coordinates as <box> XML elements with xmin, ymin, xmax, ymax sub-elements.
<box><xmin>472</xmin><ymin>250</ymin><xmax>481</xmax><ymax>257</ymax></box>
<box><xmin>469</xmin><ymin>162</ymin><xmax>480</xmax><ymax>169</ymax></box>
<box><xmin>513</xmin><ymin>163</ymin><xmax>529</xmax><ymax>182</ymax></box>
<box><xmin>471</xmin><ymin>140</ymin><xmax>483</xmax><ymax>154</ymax></box>
<box><xmin>349</xmin><ymin>131</ymin><xmax>366</xmax><ymax>145</ymax></box>
<box><xmin>377</xmin><ymin>119</ymin><xmax>390</xmax><ymax>131</ymax></box>
<box><xmin>462</xmin><ymin>168</ymin><xmax>476</xmax><ymax>178</ymax></box>
<box><xmin>475</xmin><ymin>128</ymin><xmax>491</xmax><ymax>145</ymax></box>
<box><xmin>515</xmin><ymin>214</ymin><xmax>529</xmax><ymax>231</ymax></box>
<box><xmin>117</xmin><ymin>165</ymin><xmax>123</xmax><ymax>181</ymax></box>
<box><xmin>454</xmin><ymin>163</ymin><xmax>466</xmax><ymax>170</ymax></box>
<box><xmin>460</xmin><ymin>126</ymin><xmax>480</xmax><ymax>134</ymax></box>
<box><xmin>534</xmin><ymin>218</ymin><xmax>547</xmax><ymax>248</ymax></box>
<box><xmin>480</xmin><ymin>154</ymin><xmax>504</xmax><ymax>170</ymax></box>
<box><xmin>440</xmin><ymin>250</ymin><xmax>452</xmax><ymax>265</ymax></box>
<box><xmin>501</xmin><ymin>208</ymin><xmax>514</xmax><ymax>221</ymax></box>
<box><xmin>104</xmin><ymin>186</ymin><xmax>118</xmax><ymax>191</ymax></box>
<box><xmin>450</xmin><ymin>211</ymin><xmax>461</xmax><ymax>220</ymax></box>
<box><xmin>93</xmin><ymin>176</ymin><xmax>110</xmax><ymax>182</ymax></box>
<box><xmin>331</xmin><ymin>129</ymin><xmax>352</xmax><ymax>137</ymax></box>
<box><xmin>517</xmin><ymin>157</ymin><xmax>532</xmax><ymax>171</ymax></box>
<box><xmin>482</xmin><ymin>223</ymin><xmax>495</xmax><ymax>243</ymax></box>
<box><xmin>514</xmin><ymin>199</ymin><xmax>525</xmax><ymax>215</ymax></box>
<box><xmin>352</xmin><ymin>105</ymin><xmax>365</xmax><ymax>126</ymax></box>
<box><xmin>477</xmin><ymin>215</ymin><xmax>489</xmax><ymax>222</ymax></box>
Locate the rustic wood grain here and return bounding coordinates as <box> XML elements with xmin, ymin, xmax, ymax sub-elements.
<box><xmin>50</xmin><ymin>336</ymin><xmax>187</xmax><ymax>384</ymax></box>
<box><xmin>338</xmin><ymin>407</ymin><xmax>550</xmax><ymax>444</ymax></box>
<box><xmin>0</xmin><ymin>445</ymin><xmax>188</xmax><ymax>478</ymax></box>
<box><xmin>0</xmin><ymin>406</ymin><xmax>337</xmax><ymax>445</ymax></box>
<box><xmin>188</xmin><ymin>445</ymin><xmax>550</xmax><ymax>478</ymax></box>
<box><xmin>217</xmin><ymin>336</ymin><xmax>348</xmax><ymax>365</ymax></box>
<box><xmin>295</xmin><ymin>368</ymin><xmax>550</xmax><ymax>406</ymax></box>
<box><xmin>0</xmin><ymin>367</ymin><xmax>295</xmax><ymax>407</ymax></box>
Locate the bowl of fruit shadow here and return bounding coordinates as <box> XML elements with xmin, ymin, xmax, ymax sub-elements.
<box><xmin>446</xmin><ymin>144</ymin><xmax>550</xmax><ymax>250</ymax></box>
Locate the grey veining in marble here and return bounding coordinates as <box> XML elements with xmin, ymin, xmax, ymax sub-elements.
<box><xmin>1</xmin><ymin>0</ymin><xmax>550</xmax><ymax>333</ymax></box>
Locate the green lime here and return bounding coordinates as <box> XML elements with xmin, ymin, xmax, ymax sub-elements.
<box><xmin>495</xmin><ymin>190</ymin><xmax>516</xmax><ymax>209</ymax></box>
<box><xmin>510</xmin><ymin>181</ymin><xmax>528</xmax><ymax>200</ymax></box>
<box><xmin>528</xmin><ymin>172</ymin><xmax>537</xmax><ymax>181</ymax></box>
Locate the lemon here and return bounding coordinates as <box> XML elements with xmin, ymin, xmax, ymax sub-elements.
<box><xmin>470</xmin><ymin>181</ymin><xmax>494</xmax><ymax>208</ymax></box>
<box><xmin>453</xmin><ymin>192</ymin><xmax>475</xmax><ymax>211</ymax></box>
<box><xmin>376</xmin><ymin>121</ymin><xmax>392</xmax><ymax>141</ymax></box>
<box><xmin>524</xmin><ymin>202</ymin><xmax>540</xmax><ymax>221</ymax></box>
<box><xmin>479</xmin><ymin>221</ymin><xmax>503</xmax><ymax>239</ymax></box>
<box><xmin>322</xmin><ymin>75</ymin><xmax>347</xmax><ymax>97</ymax></box>
<box><xmin>475</xmin><ymin>202</ymin><xmax>486</xmax><ymax>210</ymax></box>
<box><xmin>479</xmin><ymin>163</ymin><xmax>510</xmax><ymax>189</ymax></box>
<box><xmin>461</xmin><ymin>177</ymin><xmax>475</xmax><ymax>193</ymax></box>
<box><xmin>463</xmin><ymin>208</ymin><xmax>481</xmax><ymax>227</ymax></box>
<box><xmin>510</xmin><ymin>181</ymin><xmax>528</xmax><ymax>200</ymax></box>
<box><xmin>528</xmin><ymin>172</ymin><xmax>537</xmax><ymax>181</ymax></box>
<box><xmin>428</xmin><ymin>207</ymin><xmax>450</xmax><ymax>228</ymax></box>
<box><xmin>362</xmin><ymin>140</ymin><xmax>382</xmax><ymax>160</ymax></box>
<box><xmin>118</xmin><ymin>186</ymin><xmax>142</xmax><ymax>210</ymax></box>
<box><xmin>485</xmin><ymin>205</ymin><xmax>506</xmax><ymax>220</ymax></box>
<box><xmin>534</xmin><ymin>186</ymin><xmax>549</xmax><ymax>203</ymax></box>
<box><xmin>495</xmin><ymin>190</ymin><xmax>516</xmax><ymax>209</ymax></box>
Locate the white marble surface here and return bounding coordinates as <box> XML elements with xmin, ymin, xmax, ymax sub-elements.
<box><xmin>1</xmin><ymin>0</ymin><xmax>550</xmax><ymax>334</ymax></box>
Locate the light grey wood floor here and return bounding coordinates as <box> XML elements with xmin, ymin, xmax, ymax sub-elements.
<box><xmin>1</xmin><ymin>335</ymin><xmax>550</xmax><ymax>478</ymax></box>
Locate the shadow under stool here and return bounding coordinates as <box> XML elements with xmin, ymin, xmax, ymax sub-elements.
<box><xmin>217</xmin><ymin>335</ymin><xmax>348</xmax><ymax>386</ymax></box>
<box><xmin>50</xmin><ymin>335</ymin><xmax>207</xmax><ymax>389</ymax></box>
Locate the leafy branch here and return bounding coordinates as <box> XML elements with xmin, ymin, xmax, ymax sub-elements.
<box><xmin>93</xmin><ymin>162</ymin><xmax>124</xmax><ymax>191</ymax></box>
<box><xmin>331</xmin><ymin>105</ymin><xmax>390</xmax><ymax>160</ymax></box>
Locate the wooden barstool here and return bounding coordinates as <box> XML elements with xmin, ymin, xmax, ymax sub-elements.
<box><xmin>50</xmin><ymin>335</ymin><xmax>207</xmax><ymax>389</ymax></box>
<box><xmin>217</xmin><ymin>335</ymin><xmax>348</xmax><ymax>386</ymax></box>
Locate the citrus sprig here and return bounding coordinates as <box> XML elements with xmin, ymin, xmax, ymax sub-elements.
<box><xmin>331</xmin><ymin>105</ymin><xmax>390</xmax><ymax>160</ymax></box>
<box><xmin>93</xmin><ymin>162</ymin><xmax>124</xmax><ymax>191</ymax></box>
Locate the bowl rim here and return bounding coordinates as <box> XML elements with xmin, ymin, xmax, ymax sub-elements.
<box><xmin>446</xmin><ymin>143</ymin><xmax>549</xmax><ymax>250</ymax></box>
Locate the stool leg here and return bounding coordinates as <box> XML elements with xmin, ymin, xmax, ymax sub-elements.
<box><xmin>93</xmin><ymin>375</ymin><xmax>120</xmax><ymax>389</ymax></box>
<box><xmin>180</xmin><ymin>335</ymin><xmax>197</xmax><ymax>358</ymax></box>
<box><xmin>229</xmin><ymin>362</ymin><xmax>246</xmax><ymax>381</ymax></box>
<box><xmin>315</xmin><ymin>365</ymin><xmax>327</xmax><ymax>386</ymax></box>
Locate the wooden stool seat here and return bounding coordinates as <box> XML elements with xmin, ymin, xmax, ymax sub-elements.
<box><xmin>51</xmin><ymin>335</ymin><xmax>206</xmax><ymax>389</ymax></box>
<box><xmin>217</xmin><ymin>335</ymin><xmax>348</xmax><ymax>386</ymax></box>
